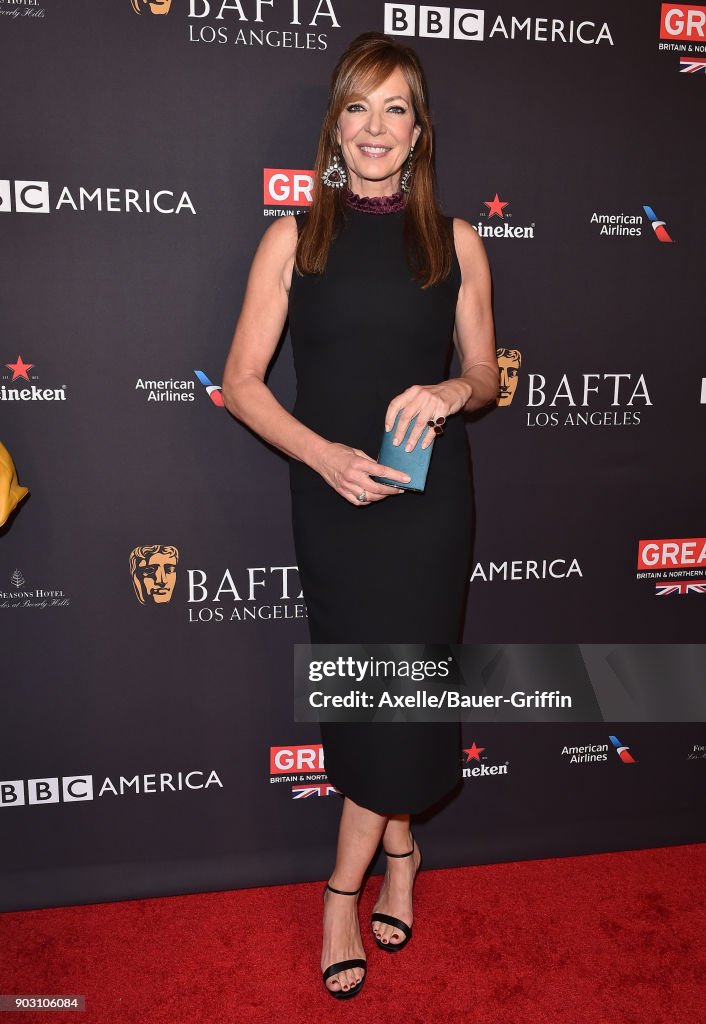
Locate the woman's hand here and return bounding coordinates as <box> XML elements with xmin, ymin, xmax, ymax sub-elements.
<box><xmin>385</xmin><ymin>380</ymin><xmax>473</xmax><ymax>451</ymax></box>
<box><xmin>315</xmin><ymin>443</ymin><xmax>411</xmax><ymax>506</ymax></box>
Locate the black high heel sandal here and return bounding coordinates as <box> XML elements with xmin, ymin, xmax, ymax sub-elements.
<box><xmin>370</xmin><ymin>832</ymin><xmax>421</xmax><ymax>953</ymax></box>
<box><xmin>321</xmin><ymin>882</ymin><xmax>367</xmax><ymax>1000</ymax></box>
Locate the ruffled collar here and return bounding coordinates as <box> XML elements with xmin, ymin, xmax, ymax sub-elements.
<box><xmin>344</xmin><ymin>189</ymin><xmax>405</xmax><ymax>214</ymax></box>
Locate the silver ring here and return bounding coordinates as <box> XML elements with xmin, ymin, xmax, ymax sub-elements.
<box><xmin>357</xmin><ymin>490</ymin><xmax>367</xmax><ymax>502</ymax></box>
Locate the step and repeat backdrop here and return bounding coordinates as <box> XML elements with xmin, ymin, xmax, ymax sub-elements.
<box><xmin>1</xmin><ymin>0</ymin><xmax>704</xmax><ymax>911</ymax></box>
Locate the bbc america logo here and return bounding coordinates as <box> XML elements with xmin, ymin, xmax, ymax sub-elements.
<box><xmin>384</xmin><ymin>4</ymin><xmax>483</xmax><ymax>39</ymax></box>
<box><xmin>383</xmin><ymin>4</ymin><xmax>614</xmax><ymax>44</ymax></box>
<box><xmin>0</xmin><ymin>179</ymin><xmax>195</xmax><ymax>214</ymax></box>
<box><xmin>0</xmin><ymin>180</ymin><xmax>50</xmax><ymax>213</ymax></box>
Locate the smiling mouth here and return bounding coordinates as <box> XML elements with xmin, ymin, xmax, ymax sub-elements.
<box><xmin>358</xmin><ymin>145</ymin><xmax>392</xmax><ymax>157</ymax></box>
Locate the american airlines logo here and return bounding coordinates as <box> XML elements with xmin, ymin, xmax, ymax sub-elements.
<box><xmin>609</xmin><ymin>735</ymin><xmax>637</xmax><ymax>763</ymax></box>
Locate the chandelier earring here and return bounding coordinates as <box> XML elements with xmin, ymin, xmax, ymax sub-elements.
<box><xmin>400</xmin><ymin>143</ymin><xmax>415</xmax><ymax>193</ymax></box>
<box><xmin>321</xmin><ymin>146</ymin><xmax>348</xmax><ymax>189</ymax></box>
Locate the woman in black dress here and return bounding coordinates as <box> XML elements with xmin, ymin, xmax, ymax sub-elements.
<box><xmin>222</xmin><ymin>32</ymin><xmax>498</xmax><ymax>1000</ymax></box>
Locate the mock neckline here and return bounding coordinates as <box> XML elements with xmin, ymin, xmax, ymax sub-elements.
<box><xmin>344</xmin><ymin>189</ymin><xmax>405</xmax><ymax>214</ymax></box>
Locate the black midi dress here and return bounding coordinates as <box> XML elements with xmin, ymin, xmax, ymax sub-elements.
<box><xmin>287</xmin><ymin>198</ymin><xmax>473</xmax><ymax>815</ymax></box>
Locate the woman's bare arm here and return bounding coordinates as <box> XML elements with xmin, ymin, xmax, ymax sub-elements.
<box><xmin>447</xmin><ymin>218</ymin><xmax>499</xmax><ymax>412</ymax></box>
<box><xmin>221</xmin><ymin>216</ymin><xmax>331</xmax><ymax>471</ymax></box>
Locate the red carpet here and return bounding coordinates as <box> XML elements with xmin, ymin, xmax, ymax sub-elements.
<box><xmin>3</xmin><ymin>843</ymin><xmax>705</xmax><ymax>1024</ymax></box>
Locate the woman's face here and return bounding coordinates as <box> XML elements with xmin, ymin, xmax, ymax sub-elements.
<box><xmin>335</xmin><ymin>66</ymin><xmax>422</xmax><ymax>197</ymax></box>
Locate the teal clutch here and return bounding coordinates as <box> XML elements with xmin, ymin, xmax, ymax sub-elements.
<box><xmin>370</xmin><ymin>410</ymin><xmax>434</xmax><ymax>493</ymax></box>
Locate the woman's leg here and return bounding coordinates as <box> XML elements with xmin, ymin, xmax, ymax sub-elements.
<box><xmin>322</xmin><ymin>795</ymin><xmax>388</xmax><ymax>993</ymax></box>
<box><xmin>371</xmin><ymin>813</ymin><xmax>422</xmax><ymax>946</ymax></box>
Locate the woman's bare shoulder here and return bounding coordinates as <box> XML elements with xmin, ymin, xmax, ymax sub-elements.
<box><xmin>251</xmin><ymin>214</ymin><xmax>299</xmax><ymax>291</ymax></box>
<box><xmin>258</xmin><ymin>213</ymin><xmax>299</xmax><ymax>255</ymax></box>
<box><xmin>451</xmin><ymin>216</ymin><xmax>484</xmax><ymax>250</ymax></box>
<box><xmin>450</xmin><ymin>216</ymin><xmax>489</xmax><ymax>277</ymax></box>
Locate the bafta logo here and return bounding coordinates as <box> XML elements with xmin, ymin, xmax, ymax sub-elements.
<box><xmin>131</xmin><ymin>0</ymin><xmax>172</xmax><ymax>14</ymax></box>
<box><xmin>130</xmin><ymin>545</ymin><xmax>179</xmax><ymax>605</ymax></box>
<box><xmin>497</xmin><ymin>348</ymin><xmax>522</xmax><ymax>407</ymax></box>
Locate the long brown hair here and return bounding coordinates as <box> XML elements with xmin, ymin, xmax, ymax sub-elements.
<box><xmin>295</xmin><ymin>32</ymin><xmax>453</xmax><ymax>289</ymax></box>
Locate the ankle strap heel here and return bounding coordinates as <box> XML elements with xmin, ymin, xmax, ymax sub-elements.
<box><xmin>382</xmin><ymin>830</ymin><xmax>416</xmax><ymax>858</ymax></box>
<box><xmin>371</xmin><ymin>832</ymin><xmax>420</xmax><ymax>953</ymax></box>
<box><xmin>324</xmin><ymin>882</ymin><xmax>361</xmax><ymax>897</ymax></box>
<box><xmin>321</xmin><ymin>881</ymin><xmax>367</xmax><ymax>999</ymax></box>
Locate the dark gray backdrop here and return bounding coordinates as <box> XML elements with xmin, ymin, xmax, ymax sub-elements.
<box><xmin>1</xmin><ymin>0</ymin><xmax>704</xmax><ymax>911</ymax></box>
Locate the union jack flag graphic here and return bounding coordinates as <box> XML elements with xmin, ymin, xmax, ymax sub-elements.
<box><xmin>655</xmin><ymin>580</ymin><xmax>706</xmax><ymax>596</ymax></box>
<box><xmin>292</xmin><ymin>784</ymin><xmax>340</xmax><ymax>799</ymax></box>
<box><xmin>679</xmin><ymin>57</ymin><xmax>706</xmax><ymax>73</ymax></box>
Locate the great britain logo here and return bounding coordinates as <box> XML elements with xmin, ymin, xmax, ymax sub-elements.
<box><xmin>658</xmin><ymin>4</ymin><xmax>706</xmax><ymax>71</ymax></box>
<box><xmin>679</xmin><ymin>55</ymin><xmax>706</xmax><ymax>70</ymax></box>
<box><xmin>636</xmin><ymin>537</ymin><xmax>706</xmax><ymax>596</ymax></box>
<box><xmin>269</xmin><ymin>743</ymin><xmax>339</xmax><ymax>799</ymax></box>
<box><xmin>659</xmin><ymin>2</ymin><xmax>706</xmax><ymax>40</ymax></box>
<box><xmin>264</xmin><ymin>168</ymin><xmax>314</xmax><ymax>216</ymax></box>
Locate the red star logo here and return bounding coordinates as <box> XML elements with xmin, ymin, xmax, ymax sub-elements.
<box><xmin>5</xmin><ymin>355</ymin><xmax>35</xmax><ymax>381</ymax></box>
<box><xmin>463</xmin><ymin>742</ymin><xmax>485</xmax><ymax>762</ymax></box>
<box><xmin>484</xmin><ymin>193</ymin><xmax>509</xmax><ymax>218</ymax></box>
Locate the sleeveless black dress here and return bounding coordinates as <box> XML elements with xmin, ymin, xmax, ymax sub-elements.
<box><xmin>287</xmin><ymin>196</ymin><xmax>473</xmax><ymax>815</ymax></box>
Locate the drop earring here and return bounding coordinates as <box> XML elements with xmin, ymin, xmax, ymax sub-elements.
<box><xmin>321</xmin><ymin>147</ymin><xmax>348</xmax><ymax>189</ymax></box>
<box><xmin>400</xmin><ymin>143</ymin><xmax>415</xmax><ymax>193</ymax></box>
